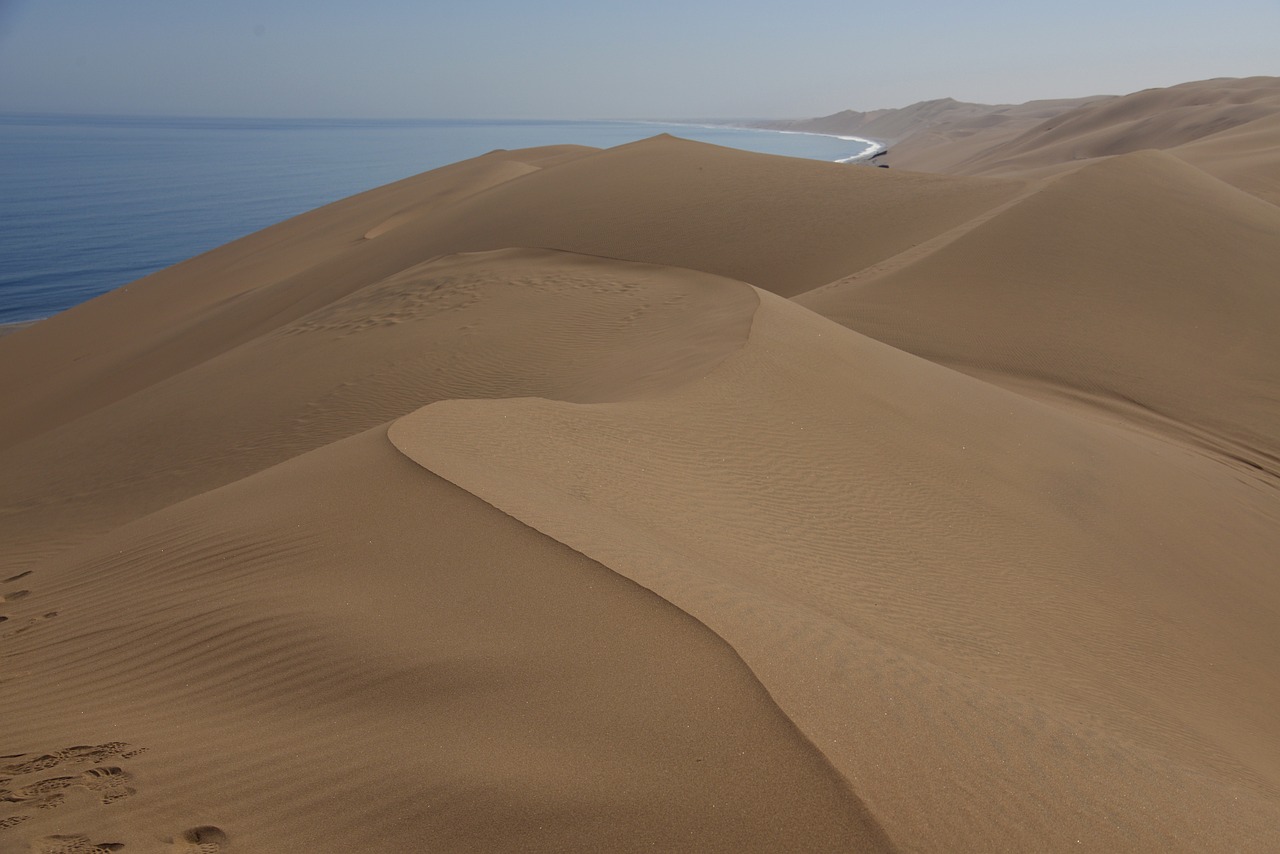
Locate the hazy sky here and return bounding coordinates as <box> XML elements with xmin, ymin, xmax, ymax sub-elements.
<box><xmin>0</xmin><ymin>0</ymin><xmax>1276</xmax><ymax>119</ymax></box>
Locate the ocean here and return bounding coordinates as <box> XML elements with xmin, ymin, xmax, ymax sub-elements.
<box><xmin>0</xmin><ymin>115</ymin><xmax>876</xmax><ymax>325</ymax></box>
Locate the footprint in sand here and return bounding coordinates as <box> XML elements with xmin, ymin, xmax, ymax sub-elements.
<box><xmin>1</xmin><ymin>745</ymin><xmax>139</xmax><ymax>777</ymax></box>
<box><xmin>0</xmin><ymin>744</ymin><xmax>143</xmax><ymax>836</ymax></box>
<box><xmin>1</xmin><ymin>569</ymin><xmax>33</xmax><ymax>612</ymax></box>
<box><xmin>1</xmin><ymin>611</ymin><xmax>60</xmax><ymax>640</ymax></box>
<box><xmin>168</xmin><ymin>826</ymin><xmax>230</xmax><ymax>853</ymax></box>
<box><xmin>0</xmin><ymin>571</ymin><xmax>56</xmax><ymax>640</ymax></box>
<box><xmin>0</xmin><ymin>754</ymin><xmax>61</xmax><ymax>777</ymax></box>
<box><xmin>0</xmin><ymin>767</ymin><xmax>135</xmax><ymax>808</ymax></box>
<box><xmin>28</xmin><ymin>835</ymin><xmax>124</xmax><ymax>853</ymax></box>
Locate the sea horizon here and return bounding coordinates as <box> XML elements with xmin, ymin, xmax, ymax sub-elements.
<box><xmin>0</xmin><ymin>113</ymin><xmax>879</xmax><ymax>325</ymax></box>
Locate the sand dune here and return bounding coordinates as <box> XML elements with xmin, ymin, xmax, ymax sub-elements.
<box><xmin>885</xmin><ymin>77</ymin><xmax>1280</xmax><ymax>200</ymax></box>
<box><xmin>1</xmin><ymin>428</ymin><xmax>886</xmax><ymax>852</ymax></box>
<box><xmin>763</xmin><ymin>77</ymin><xmax>1280</xmax><ymax>195</ymax></box>
<box><xmin>938</xmin><ymin>76</ymin><xmax>1280</xmax><ymax>175</ymax></box>
<box><xmin>0</xmin><ymin>248</ymin><xmax>756</xmax><ymax>572</ymax></box>
<box><xmin>0</xmin><ymin>145</ymin><xmax>596</xmax><ymax>449</ymax></box>
<box><xmin>1174</xmin><ymin>110</ymin><xmax>1280</xmax><ymax>205</ymax></box>
<box><xmin>396</xmin><ymin>285</ymin><xmax>1280</xmax><ymax>850</ymax></box>
<box><xmin>799</xmin><ymin>148</ymin><xmax>1280</xmax><ymax>467</ymax></box>
<box><xmin>756</xmin><ymin>95</ymin><xmax>1107</xmax><ymax>147</ymax></box>
<box><xmin>1</xmin><ymin>249</ymin><xmax>893</xmax><ymax>852</ymax></box>
<box><xmin>346</xmin><ymin>134</ymin><xmax>1023</xmax><ymax>297</ymax></box>
<box><xmin>0</xmin><ymin>137</ymin><xmax>1018</xmax><ymax>452</ymax></box>
<box><xmin>3</xmin><ymin>77</ymin><xmax>1280</xmax><ymax>852</ymax></box>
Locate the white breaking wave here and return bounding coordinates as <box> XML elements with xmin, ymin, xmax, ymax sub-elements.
<box><xmin>611</xmin><ymin>120</ymin><xmax>884</xmax><ymax>164</ymax></box>
<box><xmin>732</xmin><ymin>126</ymin><xmax>884</xmax><ymax>162</ymax></box>
<box><xmin>836</xmin><ymin>137</ymin><xmax>885</xmax><ymax>162</ymax></box>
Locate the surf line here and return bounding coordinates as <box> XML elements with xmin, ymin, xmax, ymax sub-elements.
<box><xmin>759</xmin><ymin>127</ymin><xmax>886</xmax><ymax>163</ymax></box>
<box><xmin>836</xmin><ymin>136</ymin><xmax>886</xmax><ymax>163</ymax></box>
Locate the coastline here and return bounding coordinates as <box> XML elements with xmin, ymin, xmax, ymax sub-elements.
<box><xmin>0</xmin><ymin>116</ymin><xmax>889</xmax><ymax>326</ymax></box>
<box><xmin>0</xmin><ymin>319</ymin><xmax>39</xmax><ymax>338</ymax></box>
<box><xmin>633</xmin><ymin>118</ymin><xmax>886</xmax><ymax>162</ymax></box>
<box><xmin>766</xmin><ymin>127</ymin><xmax>886</xmax><ymax>162</ymax></box>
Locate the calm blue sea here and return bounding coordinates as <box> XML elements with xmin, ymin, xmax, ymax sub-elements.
<box><xmin>0</xmin><ymin>115</ymin><xmax>875</xmax><ymax>325</ymax></box>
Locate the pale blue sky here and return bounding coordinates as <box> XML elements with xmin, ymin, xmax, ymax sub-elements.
<box><xmin>0</xmin><ymin>0</ymin><xmax>1276</xmax><ymax>118</ymax></box>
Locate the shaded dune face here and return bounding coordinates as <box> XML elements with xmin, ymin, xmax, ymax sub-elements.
<box><xmin>3</xmin><ymin>79</ymin><xmax>1280</xmax><ymax>852</ymax></box>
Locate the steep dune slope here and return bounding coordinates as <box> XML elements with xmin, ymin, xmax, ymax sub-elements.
<box><xmin>394</xmin><ymin>290</ymin><xmax>1280</xmax><ymax>851</ymax></box>
<box><xmin>799</xmin><ymin>149</ymin><xmax>1280</xmax><ymax>467</ymax></box>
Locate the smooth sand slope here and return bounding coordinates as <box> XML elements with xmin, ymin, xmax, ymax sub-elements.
<box><xmin>3</xmin><ymin>77</ymin><xmax>1280</xmax><ymax>852</ymax></box>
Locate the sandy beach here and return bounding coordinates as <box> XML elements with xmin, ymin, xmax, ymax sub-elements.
<box><xmin>2</xmin><ymin>76</ymin><xmax>1279</xmax><ymax>852</ymax></box>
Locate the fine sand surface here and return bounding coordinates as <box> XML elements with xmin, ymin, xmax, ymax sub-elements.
<box><xmin>2</xmin><ymin>77</ymin><xmax>1280</xmax><ymax>852</ymax></box>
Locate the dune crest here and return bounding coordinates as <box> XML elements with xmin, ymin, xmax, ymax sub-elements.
<box><xmin>0</xmin><ymin>248</ymin><xmax>756</xmax><ymax>570</ymax></box>
<box><xmin>391</xmin><ymin>289</ymin><xmax>1280</xmax><ymax>850</ymax></box>
<box><xmin>361</xmin><ymin>159</ymin><xmax>542</xmax><ymax>239</ymax></box>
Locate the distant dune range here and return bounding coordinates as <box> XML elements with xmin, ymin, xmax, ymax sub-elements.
<box><xmin>1</xmin><ymin>76</ymin><xmax>1279</xmax><ymax>852</ymax></box>
<box><xmin>767</xmin><ymin>76</ymin><xmax>1280</xmax><ymax>202</ymax></box>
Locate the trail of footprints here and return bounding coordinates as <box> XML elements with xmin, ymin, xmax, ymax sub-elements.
<box><xmin>1</xmin><ymin>570</ymin><xmax>59</xmax><ymax>641</ymax></box>
<box><xmin>0</xmin><ymin>743</ymin><xmax>144</xmax><ymax>821</ymax></box>
<box><xmin>2</xmin><ymin>582</ymin><xmax>228</xmax><ymax>851</ymax></box>
<box><xmin>25</xmin><ymin>834</ymin><xmax>124</xmax><ymax>853</ymax></box>
<box><xmin>24</xmin><ymin>825</ymin><xmax>230</xmax><ymax>853</ymax></box>
<box><xmin>0</xmin><ymin>744</ymin><xmax>229</xmax><ymax>851</ymax></box>
<box><xmin>20</xmin><ymin>829</ymin><xmax>230</xmax><ymax>854</ymax></box>
<box><xmin>0</xmin><ymin>585</ymin><xmax>228</xmax><ymax>852</ymax></box>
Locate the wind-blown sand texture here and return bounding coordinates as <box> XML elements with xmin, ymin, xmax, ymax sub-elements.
<box><xmin>2</xmin><ymin>77</ymin><xmax>1279</xmax><ymax>852</ymax></box>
